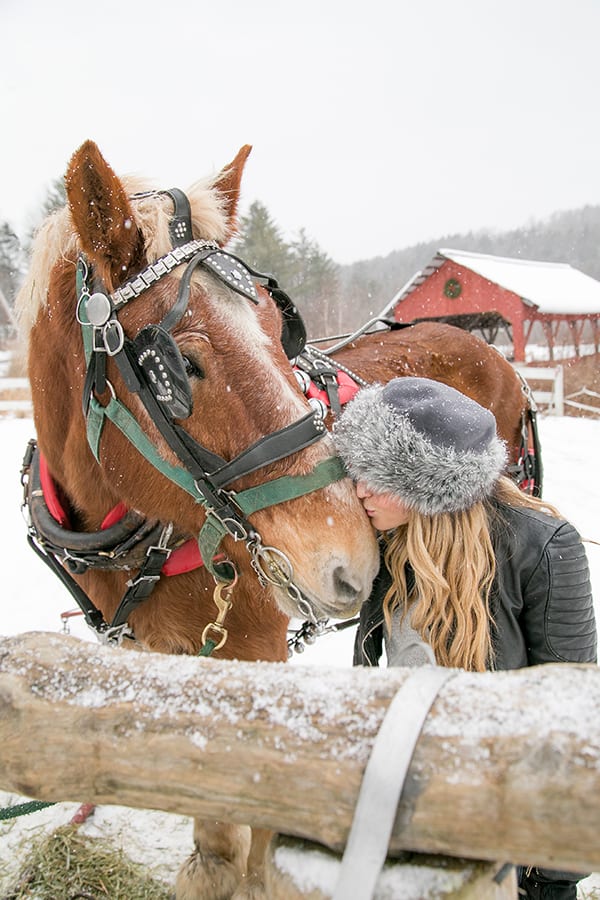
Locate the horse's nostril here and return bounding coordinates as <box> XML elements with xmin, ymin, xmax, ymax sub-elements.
<box><xmin>333</xmin><ymin>567</ymin><xmax>361</xmax><ymax>602</ymax></box>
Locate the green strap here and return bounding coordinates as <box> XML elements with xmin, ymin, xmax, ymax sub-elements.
<box><xmin>198</xmin><ymin>638</ymin><xmax>218</xmax><ymax>657</ymax></box>
<box><xmin>0</xmin><ymin>800</ymin><xmax>56</xmax><ymax>821</ymax></box>
<box><xmin>87</xmin><ymin>399</ymin><xmax>105</xmax><ymax>463</ymax></box>
<box><xmin>197</xmin><ymin>456</ymin><xmax>347</xmax><ymax>581</ymax></box>
<box><xmin>235</xmin><ymin>456</ymin><xmax>347</xmax><ymax>516</ymax></box>
<box><xmin>197</xmin><ymin>514</ymin><xmax>232</xmax><ymax>581</ymax></box>
<box><xmin>89</xmin><ymin>396</ymin><xmax>201</xmax><ymax>499</ymax></box>
<box><xmin>91</xmin><ymin>398</ymin><xmax>345</xmax><ymax>510</ymax></box>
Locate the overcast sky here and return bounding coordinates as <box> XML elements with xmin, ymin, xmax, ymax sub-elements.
<box><xmin>2</xmin><ymin>0</ymin><xmax>600</xmax><ymax>266</ymax></box>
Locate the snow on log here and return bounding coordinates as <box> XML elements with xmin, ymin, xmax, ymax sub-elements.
<box><xmin>0</xmin><ymin>632</ymin><xmax>599</xmax><ymax>873</ymax></box>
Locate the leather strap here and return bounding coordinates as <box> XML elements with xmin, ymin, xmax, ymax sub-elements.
<box><xmin>162</xmin><ymin>188</ymin><xmax>193</xmax><ymax>247</ymax></box>
<box><xmin>332</xmin><ymin>667</ymin><xmax>456</xmax><ymax>900</ymax></box>
<box><xmin>210</xmin><ymin>410</ymin><xmax>326</xmax><ymax>489</ymax></box>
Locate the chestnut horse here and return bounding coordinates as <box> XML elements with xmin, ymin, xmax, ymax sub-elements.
<box><xmin>330</xmin><ymin>323</ymin><xmax>529</xmax><ymax>462</ymax></box>
<box><xmin>17</xmin><ymin>141</ymin><xmax>533</xmax><ymax>899</ymax></box>
<box><xmin>17</xmin><ymin>141</ymin><xmax>379</xmax><ymax>900</ymax></box>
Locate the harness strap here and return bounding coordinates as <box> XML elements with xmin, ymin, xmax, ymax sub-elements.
<box><xmin>332</xmin><ymin>667</ymin><xmax>456</xmax><ymax>900</ymax></box>
<box><xmin>162</xmin><ymin>188</ymin><xmax>194</xmax><ymax>248</ymax></box>
<box><xmin>23</xmin><ymin>440</ymin><xmax>218</xmax><ymax>643</ymax></box>
<box><xmin>320</xmin><ymin>371</ymin><xmax>342</xmax><ymax>416</ymax></box>
<box><xmin>110</xmin><ymin>530</ymin><xmax>173</xmax><ymax>628</ymax></box>
<box><xmin>507</xmin><ymin>407</ymin><xmax>543</xmax><ymax>498</ymax></box>
<box><xmin>160</xmin><ymin>245</ymin><xmax>219</xmax><ymax>331</ymax></box>
<box><xmin>26</xmin><ymin>532</ymin><xmax>109</xmax><ymax>634</ymax></box>
<box><xmin>89</xmin><ymin>395</ymin><xmax>199</xmax><ymax>496</ymax></box>
<box><xmin>294</xmin><ymin>355</ymin><xmax>363</xmax><ymax>417</ymax></box>
<box><xmin>28</xmin><ymin>444</ymin><xmax>166</xmax><ymax>571</ymax></box>
<box><xmin>209</xmin><ymin>411</ymin><xmax>327</xmax><ymax>488</ymax></box>
<box><xmin>196</xmin><ymin>456</ymin><xmax>346</xmax><ymax>579</ymax></box>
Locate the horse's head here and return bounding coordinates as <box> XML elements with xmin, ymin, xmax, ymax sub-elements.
<box><xmin>19</xmin><ymin>141</ymin><xmax>379</xmax><ymax>625</ymax></box>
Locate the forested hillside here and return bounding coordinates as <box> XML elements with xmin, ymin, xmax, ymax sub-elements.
<box><xmin>337</xmin><ymin>204</ymin><xmax>600</xmax><ymax>335</ymax></box>
<box><xmin>3</xmin><ymin>199</ymin><xmax>600</xmax><ymax>341</ymax></box>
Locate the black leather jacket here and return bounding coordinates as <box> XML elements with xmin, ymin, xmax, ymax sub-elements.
<box><xmin>354</xmin><ymin>500</ymin><xmax>597</xmax><ymax>670</ymax></box>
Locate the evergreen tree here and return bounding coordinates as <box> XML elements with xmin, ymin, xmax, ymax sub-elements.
<box><xmin>288</xmin><ymin>228</ymin><xmax>341</xmax><ymax>336</ymax></box>
<box><xmin>231</xmin><ymin>201</ymin><xmax>294</xmax><ymax>284</ymax></box>
<box><xmin>25</xmin><ymin>177</ymin><xmax>67</xmax><ymax>248</ymax></box>
<box><xmin>38</xmin><ymin>176</ymin><xmax>67</xmax><ymax>221</ymax></box>
<box><xmin>0</xmin><ymin>222</ymin><xmax>24</xmax><ymax>308</ymax></box>
<box><xmin>232</xmin><ymin>202</ymin><xmax>342</xmax><ymax>337</ymax></box>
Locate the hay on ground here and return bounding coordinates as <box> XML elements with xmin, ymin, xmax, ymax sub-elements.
<box><xmin>1</xmin><ymin>824</ymin><xmax>173</xmax><ymax>899</ymax></box>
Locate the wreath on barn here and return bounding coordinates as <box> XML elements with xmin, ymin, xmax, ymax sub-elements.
<box><xmin>444</xmin><ymin>278</ymin><xmax>462</xmax><ymax>299</ymax></box>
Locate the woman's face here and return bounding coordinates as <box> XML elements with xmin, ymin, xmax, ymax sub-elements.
<box><xmin>355</xmin><ymin>482</ymin><xmax>412</xmax><ymax>531</ymax></box>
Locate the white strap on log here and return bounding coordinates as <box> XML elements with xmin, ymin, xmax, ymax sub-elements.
<box><xmin>332</xmin><ymin>666</ymin><xmax>456</xmax><ymax>900</ymax></box>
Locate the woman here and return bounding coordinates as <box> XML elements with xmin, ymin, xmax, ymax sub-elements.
<box><xmin>333</xmin><ymin>376</ymin><xmax>597</xmax><ymax>900</ymax></box>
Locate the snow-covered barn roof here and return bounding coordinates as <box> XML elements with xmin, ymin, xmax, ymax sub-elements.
<box><xmin>390</xmin><ymin>249</ymin><xmax>600</xmax><ymax>316</ymax></box>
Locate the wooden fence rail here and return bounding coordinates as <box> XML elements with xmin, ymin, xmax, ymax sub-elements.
<box><xmin>0</xmin><ymin>632</ymin><xmax>599</xmax><ymax>877</ymax></box>
<box><xmin>513</xmin><ymin>364</ymin><xmax>564</xmax><ymax>415</ymax></box>
<box><xmin>0</xmin><ymin>375</ymin><xmax>32</xmax><ymax>415</ymax></box>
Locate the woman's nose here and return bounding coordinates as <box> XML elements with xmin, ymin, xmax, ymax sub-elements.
<box><xmin>355</xmin><ymin>481</ymin><xmax>370</xmax><ymax>499</ymax></box>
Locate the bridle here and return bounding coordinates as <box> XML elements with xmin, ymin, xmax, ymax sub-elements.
<box><xmin>27</xmin><ymin>189</ymin><xmax>348</xmax><ymax>648</ymax></box>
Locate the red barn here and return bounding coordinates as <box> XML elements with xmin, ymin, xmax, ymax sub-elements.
<box><xmin>386</xmin><ymin>249</ymin><xmax>600</xmax><ymax>362</ymax></box>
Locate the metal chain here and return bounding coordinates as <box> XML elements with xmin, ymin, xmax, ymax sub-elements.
<box><xmin>286</xmin><ymin>615</ymin><xmax>361</xmax><ymax>656</ymax></box>
<box><xmin>247</xmin><ymin>534</ymin><xmax>324</xmax><ymax>625</ymax></box>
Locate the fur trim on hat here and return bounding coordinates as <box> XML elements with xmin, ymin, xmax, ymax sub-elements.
<box><xmin>333</xmin><ymin>380</ymin><xmax>508</xmax><ymax>516</ymax></box>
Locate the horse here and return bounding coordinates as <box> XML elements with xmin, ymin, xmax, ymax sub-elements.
<box><xmin>16</xmin><ymin>140</ymin><xmax>536</xmax><ymax>900</ymax></box>
<box><xmin>329</xmin><ymin>322</ymin><xmax>531</xmax><ymax>462</ymax></box>
<box><xmin>16</xmin><ymin>140</ymin><xmax>380</xmax><ymax>900</ymax></box>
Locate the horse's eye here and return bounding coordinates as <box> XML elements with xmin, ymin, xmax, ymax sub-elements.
<box><xmin>182</xmin><ymin>355</ymin><xmax>204</xmax><ymax>380</ymax></box>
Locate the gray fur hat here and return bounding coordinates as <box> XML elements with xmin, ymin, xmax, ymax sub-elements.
<box><xmin>333</xmin><ymin>376</ymin><xmax>507</xmax><ymax>516</ymax></box>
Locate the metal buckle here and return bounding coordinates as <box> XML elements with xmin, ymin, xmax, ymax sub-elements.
<box><xmin>200</xmin><ymin>622</ymin><xmax>228</xmax><ymax>651</ymax></box>
<box><xmin>126</xmin><ymin>571</ymin><xmax>161</xmax><ymax>589</ymax></box>
<box><xmin>102</xmin><ymin>320</ymin><xmax>125</xmax><ymax>356</ymax></box>
<box><xmin>154</xmin><ymin>522</ymin><xmax>174</xmax><ymax>553</ymax></box>
<box><xmin>98</xmin><ymin>623</ymin><xmax>134</xmax><ymax>646</ymax></box>
<box><xmin>200</xmin><ymin>491</ymin><xmax>251</xmax><ymax>542</ymax></box>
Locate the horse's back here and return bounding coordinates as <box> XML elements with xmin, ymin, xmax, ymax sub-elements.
<box><xmin>332</xmin><ymin>322</ymin><xmax>525</xmax><ymax>448</ymax></box>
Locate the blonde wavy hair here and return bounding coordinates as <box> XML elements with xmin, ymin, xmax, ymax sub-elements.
<box><xmin>382</xmin><ymin>476</ymin><xmax>561</xmax><ymax>672</ymax></box>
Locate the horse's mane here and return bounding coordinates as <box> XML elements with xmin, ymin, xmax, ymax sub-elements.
<box><xmin>16</xmin><ymin>173</ymin><xmax>233</xmax><ymax>338</ymax></box>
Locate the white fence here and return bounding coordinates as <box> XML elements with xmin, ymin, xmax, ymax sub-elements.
<box><xmin>0</xmin><ymin>377</ymin><xmax>31</xmax><ymax>415</ymax></box>
<box><xmin>564</xmin><ymin>387</ymin><xmax>600</xmax><ymax>416</ymax></box>
<box><xmin>2</xmin><ymin>371</ymin><xmax>599</xmax><ymax>419</ymax></box>
<box><xmin>513</xmin><ymin>365</ymin><xmax>564</xmax><ymax>416</ymax></box>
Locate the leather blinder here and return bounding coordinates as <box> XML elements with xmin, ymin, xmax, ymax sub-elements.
<box><xmin>132</xmin><ymin>324</ymin><xmax>193</xmax><ymax>420</ymax></box>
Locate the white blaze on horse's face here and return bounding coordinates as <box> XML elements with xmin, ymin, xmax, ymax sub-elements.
<box><xmin>189</xmin><ymin>279</ymin><xmax>380</xmax><ymax>620</ymax></box>
<box><xmin>266</xmin><ymin>467</ymin><xmax>381</xmax><ymax>620</ymax></box>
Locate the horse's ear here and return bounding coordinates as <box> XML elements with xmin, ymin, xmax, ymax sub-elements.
<box><xmin>65</xmin><ymin>140</ymin><xmax>144</xmax><ymax>289</ymax></box>
<box><xmin>213</xmin><ymin>144</ymin><xmax>252</xmax><ymax>240</ymax></box>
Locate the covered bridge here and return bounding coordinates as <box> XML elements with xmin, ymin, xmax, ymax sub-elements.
<box><xmin>385</xmin><ymin>249</ymin><xmax>600</xmax><ymax>362</ymax></box>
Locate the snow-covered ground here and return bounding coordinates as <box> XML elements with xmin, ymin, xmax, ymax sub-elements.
<box><xmin>0</xmin><ymin>412</ymin><xmax>599</xmax><ymax>895</ymax></box>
